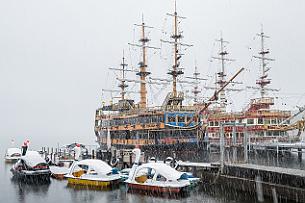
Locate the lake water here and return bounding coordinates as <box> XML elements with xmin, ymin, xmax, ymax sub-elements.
<box><xmin>0</xmin><ymin>160</ymin><xmax>278</xmax><ymax>203</ymax></box>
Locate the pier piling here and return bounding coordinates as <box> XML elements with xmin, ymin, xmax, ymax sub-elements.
<box><xmin>298</xmin><ymin>148</ymin><xmax>302</xmax><ymax>161</ymax></box>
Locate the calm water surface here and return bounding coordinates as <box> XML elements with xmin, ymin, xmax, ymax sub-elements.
<box><xmin>0</xmin><ymin>160</ymin><xmax>277</xmax><ymax>203</ymax></box>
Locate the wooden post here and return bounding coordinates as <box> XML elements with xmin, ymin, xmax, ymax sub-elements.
<box><xmin>298</xmin><ymin>148</ymin><xmax>302</xmax><ymax>162</ymax></box>
<box><xmin>255</xmin><ymin>175</ymin><xmax>264</xmax><ymax>202</ymax></box>
<box><xmin>232</xmin><ymin>125</ymin><xmax>237</xmax><ymax>163</ymax></box>
<box><xmin>276</xmin><ymin>144</ymin><xmax>279</xmax><ymax>166</ymax></box>
<box><xmin>220</xmin><ymin>124</ymin><xmax>224</xmax><ymax>174</ymax></box>
<box><xmin>129</xmin><ymin>151</ymin><xmax>132</xmax><ymax>168</ymax></box>
<box><xmin>92</xmin><ymin>150</ymin><xmax>95</xmax><ymax>159</ymax></box>
<box><xmin>272</xmin><ymin>187</ymin><xmax>278</xmax><ymax>203</ymax></box>
<box><xmin>244</xmin><ymin>129</ymin><xmax>248</xmax><ymax>163</ymax></box>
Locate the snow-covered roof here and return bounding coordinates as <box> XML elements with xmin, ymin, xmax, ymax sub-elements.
<box><xmin>76</xmin><ymin>159</ymin><xmax>112</xmax><ymax>174</ymax></box>
<box><xmin>6</xmin><ymin>148</ymin><xmax>21</xmax><ymax>156</ymax></box>
<box><xmin>136</xmin><ymin>162</ymin><xmax>184</xmax><ymax>181</ymax></box>
<box><xmin>21</xmin><ymin>151</ymin><xmax>46</xmax><ymax>167</ymax></box>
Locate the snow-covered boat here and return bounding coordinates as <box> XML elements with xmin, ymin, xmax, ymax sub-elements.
<box><xmin>64</xmin><ymin>159</ymin><xmax>121</xmax><ymax>189</ymax></box>
<box><xmin>10</xmin><ymin>151</ymin><xmax>51</xmax><ymax>182</ymax></box>
<box><xmin>50</xmin><ymin>166</ymin><xmax>70</xmax><ymax>180</ymax></box>
<box><xmin>5</xmin><ymin>148</ymin><xmax>21</xmax><ymax>163</ymax></box>
<box><xmin>125</xmin><ymin>148</ymin><xmax>193</xmax><ymax>195</ymax></box>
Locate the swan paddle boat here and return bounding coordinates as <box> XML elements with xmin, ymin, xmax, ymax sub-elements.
<box><xmin>10</xmin><ymin>151</ymin><xmax>51</xmax><ymax>182</ymax></box>
<box><xmin>5</xmin><ymin>148</ymin><xmax>21</xmax><ymax>163</ymax></box>
<box><xmin>65</xmin><ymin>159</ymin><xmax>121</xmax><ymax>189</ymax></box>
<box><xmin>125</xmin><ymin>148</ymin><xmax>193</xmax><ymax>195</ymax></box>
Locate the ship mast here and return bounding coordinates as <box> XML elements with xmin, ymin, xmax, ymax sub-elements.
<box><xmin>212</xmin><ymin>35</ymin><xmax>235</xmax><ymax>110</ymax></box>
<box><xmin>192</xmin><ymin>64</ymin><xmax>200</xmax><ymax>103</ymax></box>
<box><xmin>254</xmin><ymin>26</ymin><xmax>275</xmax><ymax>98</ymax></box>
<box><xmin>171</xmin><ymin>1</ymin><xmax>180</xmax><ymax>97</ymax></box>
<box><xmin>162</xmin><ymin>0</ymin><xmax>192</xmax><ymax>106</ymax></box>
<box><xmin>137</xmin><ymin>17</ymin><xmax>150</xmax><ymax>109</ymax></box>
<box><xmin>184</xmin><ymin>62</ymin><xmax>207</xmax><ymax>104</ymax></box>
<box><xmin>129</xmin><ymin>16</ymin><xmax>158</xmax><ymax>109</ymax></box>
<box><xmin>119</xmin><ymin>52</ymin><xmax>128</xmax><ymax>100</ymax></box>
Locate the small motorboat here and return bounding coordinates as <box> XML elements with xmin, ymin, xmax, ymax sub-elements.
<box><xmin>125</xmin><ymin>148</ymin><xmax>192</xmax><ymax>195</ymax></box>
<box><xmin>64</xmin><ymin>159</ymin><xmax>121</xmax><ymax>189</ymax></box>
<box><xmin>5</xmin><ymin>148</ymin><xmax>21</xmax><ymax>163</ymax></box>
<box><xmin>10</xmin><ymin>151</ymin><xmax>51</xmax><ymax>182</ymax></box>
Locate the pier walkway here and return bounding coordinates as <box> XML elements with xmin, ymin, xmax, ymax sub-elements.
<box><xmin>227</xmin><ymin>163</ymin><xmax>305</xmax><ymax>178</ymax></box>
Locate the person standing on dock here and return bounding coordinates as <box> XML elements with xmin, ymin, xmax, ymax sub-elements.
<box><xmin>21</xmin><ymin>140</ymin><xmax>29</xmax><ymax>156</ymax></box>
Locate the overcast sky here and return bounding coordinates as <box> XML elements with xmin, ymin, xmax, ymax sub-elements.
<box><xmin>0</xmin><ymin>0</ymin><xmax>305</xmax><ymax>150</ymax></box>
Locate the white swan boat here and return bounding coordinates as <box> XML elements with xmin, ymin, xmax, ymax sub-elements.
<box><xmin>65</xmin><ymin>159</ymin><xmax>121</xmax><ymax>189</ymax></box>
<box><xmin>10</xmin><ymin>151</ymin><xmax>51</xmax><ymax>182</ymax></box>
<box><xmin>5</xmin><ymin>148</ymin><xmax>21</xmax><ymax>163</ymax></box>
<box><xmin>125</xmin><ymin>148</ymin><xmax>192</xmax><ymax>195</ymax></box>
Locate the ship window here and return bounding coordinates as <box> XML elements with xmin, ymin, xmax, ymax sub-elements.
<box><xmin>278</xmin><ymin>118</ymin><xmax>282</xmax><ymax>124</ymax></box>
<box><xmin>209</xmin><ymin>121</ymin><xmax>214</xmax><ymax>126</ymax></box>
<box><xmin>273</xmin><ymin>131</ymin><xmax>279</xmax><ymax>136</ymax></box>
<box><xmin>264</xmin><ymin>119</ymin><xmax>270</xmax><ymax>124</ymax></box>
<box><xmin>214</xmin><ymin>121</ymin><xmax>219</xmax><ymax>126</ymax></box>
<box><xmin>258</xmin><ymin>118</ymin><xmax>263</xmax><ymax>124</ymax></box>
<box><xmin>271</xmin><ymin>119</ymin><xmax>277</xmax><ymax>125</ymax></box>
<box><xmin>178</xmin><ymin>115</ymin><xmax>185</xmax><ymax>122</ymax></box>
<box><xmin>168</xmin><ymin>116</ymin><xmax>175</xmax><ymax>122</ymax></box>
<box><xmin>247</xmin><ymin>119</ymin><xmax>254</xmax><ymax>125</ymax></box>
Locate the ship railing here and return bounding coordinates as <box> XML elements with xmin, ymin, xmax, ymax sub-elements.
<box><xmin>249</xmin><ymin>110</ymin><xmax>291</xmax><ymax>117</ymax></box>
<box><xmin>250</xmin><ymin>97</ymin><xmax>274</xmax><ymax>105</ymax></box>
<box><xmin>98</xmin><ymin>105</ymin><xmax>198</xmax><ymax>118</ymax></box>
<box><xmin>164</xmin><ymin>105</ymin><xmax>197</xmax><ymax>112</ymax></box>
<box><xmin>208</xmin><ymin>110</ymin><xmax>291</xmax><ymax>120</ymax></box>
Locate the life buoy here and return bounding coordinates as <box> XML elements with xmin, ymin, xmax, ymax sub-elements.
<box><xmin>110</xmin><ymin>158</ymin><xmax>119</xmax><ymax>167</ymax></box>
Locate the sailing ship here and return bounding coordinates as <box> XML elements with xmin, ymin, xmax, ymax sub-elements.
<box><xmin>94</xmin><ymin>2</ymin><xmax>305</xmax><ymax>158</ymax></box>
<box><xmin>205</xmin><ymin>30</ymin><xmax>296</xmax><ymax>145</ymax></box>
<box><xmin>95</xmin><ymin>2</ymin><xmax>210</xmax><ymax>154</ymax></box>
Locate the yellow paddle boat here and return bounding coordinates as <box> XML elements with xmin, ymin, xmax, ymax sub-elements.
<box><xmin>65</xmin><ymin>159</ymin><xmax>121</xmax><ymax>189</ymax></box>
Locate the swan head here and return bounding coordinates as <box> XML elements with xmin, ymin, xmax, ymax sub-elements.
<box><xmin>132</xmin><ymin>148</ymin><xmax>141</xmax><ymax>156</ymax></box>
